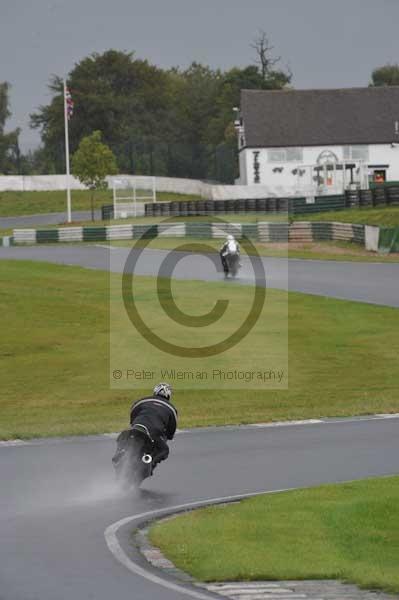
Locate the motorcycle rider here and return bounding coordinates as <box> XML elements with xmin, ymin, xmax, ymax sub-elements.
<box><xmin>129</xmin><ymin>382</ymin><xmax>178</xmax><ymax>468</ymax></box>
<box><xmin>219</xmin><ymin>234</ymin><xmax>240</xmax><ymax>276</ymax></box>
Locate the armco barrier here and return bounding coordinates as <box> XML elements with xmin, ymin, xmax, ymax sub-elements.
<box><xmin>289</xmin><ymin>222</ymin><xmax>313</xmax><ymax>243</ymax></box>
<box><xmin>59</xmin><ymin>227</ymin><xmax>83</xmax><ymax>242</ymax></box>
<box><xmin>12</xmin><ymin>221</ymin><xmax>367</xmax><ymax>248</ymax></box>
<box><xmin>211</xmin><ymin>223</ymin><xmax>243</xmax><ymax>239</ymax></box>
<box><xmin>258</xmin><ymin>223</ymin><xmax>288</xmax><ymax>243</ymax></box>
<box><xmin>13</xmin><ymin>229</ymin><xmax>36</xmax><ymax>244</ymax></box>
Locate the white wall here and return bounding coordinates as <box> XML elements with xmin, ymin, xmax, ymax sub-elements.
<box><xmin>369</xmin><ymin>145</ymin><xmax>399</xmax><ymax>179</ymax></box>
<box><xmin>0</xmin><ymin>174</ymin><xmax>205</xmax><ymax>195</ymax></box>
<box><xmin>240</xmin><ymin>143</ymin><xmax>399</xmax><ymax>190</ymax></box>
<box><xmin>0</xmin><ymin>173</ymin><xmax>316</xmax><ymax>200</ymax></box>
<box><xmin>0</xmin><ymin>175</ymin><xmax>87</xmax><ymax>191</ymax></box>
<box><xmin>111</xmin><ymin>176</ymin><xmax>205</xmax><ymax>196</ymax></box>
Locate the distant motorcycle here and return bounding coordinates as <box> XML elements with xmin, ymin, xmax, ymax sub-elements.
<box><xmin>112</xmin><ymin>427</ymin><xmax>154</xmax><ymax>488</ymax></box>
<box><xmin>223</xmin><ymin>251</ymin><xmax>241</xmax><ymax>278</ymax></box>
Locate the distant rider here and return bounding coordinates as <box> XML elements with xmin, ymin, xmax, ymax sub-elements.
<box><xmin>129</xmin><ymin>383</ymin><xmax>178</xmax><ymax>468</ymax></box>
<box><xmin>219</xmin><ymin>234</ymin><xmax>240</xmax><ymax>276</ymax></box>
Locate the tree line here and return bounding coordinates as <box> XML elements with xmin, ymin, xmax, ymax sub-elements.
<box><xmin>1</xmin><ymin>43</ymin><xmax>399</xmax><ymax>182</ymax></box>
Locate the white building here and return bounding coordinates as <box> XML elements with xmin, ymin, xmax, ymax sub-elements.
<box><xmin>236</xmin><ymin>87</ymin><xmax>399</xmax><ymax>195</ymax></box>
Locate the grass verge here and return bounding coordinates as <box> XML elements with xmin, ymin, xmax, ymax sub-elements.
<box><xmin>0</xmin><ymin>260</ymin><xmax>398</xmax><ymax>439</ymax></box>
<box><xmin>4</xmin><ymin>212</ymin><xmax>288</xmax><ymax>229</ymax></box>
<box><xmin>149</xmin><ymin>476</ymin><xmax>399</xmax><ymax>594</ymax></box>
<box><xmin>0</xmin><ymin>189</ymin><xmax>201</xmax><ymax>217</ymax></box>
<box><xmin>293</xmin><ymin>206</ymin><xmax>399</xmax><ymax>227</ymax></box>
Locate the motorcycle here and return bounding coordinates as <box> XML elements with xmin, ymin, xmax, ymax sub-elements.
<box><xmin>223</xmin><ymin>251</ymin><xmax>241</xmax><ymax>278</ymax></box>
<box><xmin>112</xmin><ymin>426</ymin><xmax>154</xmax><ymax>488</ymax></box>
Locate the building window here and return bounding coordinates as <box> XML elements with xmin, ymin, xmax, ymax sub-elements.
<box><xmin>253</xmin><ymin>151</ymin><xmax>261</xmax><ymax>183</ymax></box>
<box><xmin>267</xmin><ymin>148</ymin><xmax>303</xmax><ymax>162</ymax></box>
<box><xmin>343</xmin><ymin>145</ymin><xmax>369</xmax><ymax>161</ymax></box>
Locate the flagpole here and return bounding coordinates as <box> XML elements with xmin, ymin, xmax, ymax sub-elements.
<box><xmin>63</xmin><ymin>79</ymin><xmax>72</xmax><ymax>223</ymax></box>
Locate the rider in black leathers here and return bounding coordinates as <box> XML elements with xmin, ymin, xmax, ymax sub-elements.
<box><xmin>129</xmin><ymin>383</ymin><xmax>178</xmax><ymax>467</ymax></box>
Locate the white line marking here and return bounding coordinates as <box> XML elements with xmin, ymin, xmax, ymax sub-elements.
<box><xmin>0</xmin><ymin>440</ymin><xmax>29</xmax><ymax>447</ymax></box>
<box><xmin>248</xmin><ymin>419</ymin><xmax>323</xmax><ymax>428</ymax></box>
<box><xmin>94</xmin><ymin>244</ymin><xmax>118</xmax><ymax>250</ymax></box>
<box><xmin>104</xmin><ymin>489</ymin><xmax>291</xmax><ymax>600</ymax></box>
<box><xmin>375</xmin><ymin>413</ymin><xmax>399</xmax><ymax>419</ymax></box>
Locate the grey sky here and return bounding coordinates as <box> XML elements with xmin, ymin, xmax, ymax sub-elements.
<box><xmin>2</xmin><ymin>0</ymin><xmax>399</xmax><ymax>150</ymax></box>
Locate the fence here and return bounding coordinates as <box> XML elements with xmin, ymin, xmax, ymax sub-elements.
<box><xmin>12</xmin><ymin>221</ymin><xmax>366</xmax><ymax>247</ymax></box>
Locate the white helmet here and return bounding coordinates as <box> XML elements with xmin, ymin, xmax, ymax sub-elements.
<box><xmin>153</xmin><ymin>382</ymin><xmax>172</xmax><ymax>401</ymax></box>
<box><xmin>227</xmin><ymin>234</ymin><xmax>234</xmax><ymax>242</ymax></box>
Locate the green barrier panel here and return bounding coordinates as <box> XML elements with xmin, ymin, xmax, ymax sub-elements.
<box><xmin>133</xmin><ymin>224</ymin><xmax>158</xmax><ymax>239</ymax></box>
<box><xmin>378</xmin><ymin>227</ymin><xmax>399</xmax><ymax>254</ymax></box>
<box><xmin>101</xmin><ymin>204</ymin><xmax>114</xmax><ymax>220</ymax></box>
<box><xmin>292</xmin><ymin>195</ymin><xmax>345</xmax><ymax>215</ymax></box>
<box><xmin>352</xmin><ymin>224</ymin><xmax>365</xmax><ymax>244</ymax></box>
<box><xmin>268</xmin><ymin>223</ymin><xmax>289</xmax><ymax>242</ymax></box>
<box><xmin>37</xmin><ymin>229</ymin><xmax>59</xmax><ymax>243</ymax></box>
<box><xmin>311</xmin><ymin>222</ymin><xmax>333</xmax><ymax>241</ymax></box>
<box><xmin>82</xmin><ymin>227</ymin><xmax>107</xmax><ymax>242</ymax></box>
<box><xmin>241</xmin><ymin>223</ymin><xmax>258</xmax><ymax>240</ymax></box>
<box><xmin>186</xmin><ymin>222</ymin><xmax>212</xmax><ymax>238</ymax></box>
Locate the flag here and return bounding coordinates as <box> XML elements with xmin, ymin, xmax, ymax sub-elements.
<box><xmin>65</xmin><ymin>88</ymin><xmax>74</xmax><ymax>120</ymax></box>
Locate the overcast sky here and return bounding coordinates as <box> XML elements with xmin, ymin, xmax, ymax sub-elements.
<box><xmin>2</xmin><ymin>0</ymin><xmax>399</xmax><ymax>150</ymax></box>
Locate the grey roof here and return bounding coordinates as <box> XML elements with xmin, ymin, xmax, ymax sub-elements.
<box><xmin>240</xmin><ymin>87</ymin><xmax>399</xmax><ymax>148</ymax></box>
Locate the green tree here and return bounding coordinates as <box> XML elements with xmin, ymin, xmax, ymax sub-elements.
<box><xmin>71</xmin><ymin>130</ymin><xmax>118</xmax><ymax>220</ymax></box>
<box><xmin>30</xmin><ymin>41</ymin><xmax>292</xmax><ymax>182</ymax></box>
<box><xmin>166</xmin><ymin>63</ymin><xmax>223</xmax><ymax>179</ymax></box>
<box><xmin>0</xmin><ymin>82</ymin><xmax>21</xmax><ymax>174</ymax></box>
<box><xmin>31</xmin><ymin>50</ymin><xmax>171</xmax><ymax>173</ymax></box>
<box><xmin>370</xmin><ymin>64</ymin><xmax>399</xmax><ymax>86</ymax></box>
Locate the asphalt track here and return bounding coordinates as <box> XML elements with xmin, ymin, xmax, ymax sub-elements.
<box><xmin>0</xmin><ymin>210</ymin><xmax>102</xmax><ymax>229</ymax></box>
<box><xmin>1</xmin><ymin>243</ymin><xmax>399</xmax><ymax>306</ymax></box>
<box><xmin>1</xmin><ymin>417</ymin><xmax>399</xmax><ymax>600</ymax></box>
<box><xmin>1</xmin><ymin>245</ymin><xmax>399</xmax><ymax>599</ymax></box>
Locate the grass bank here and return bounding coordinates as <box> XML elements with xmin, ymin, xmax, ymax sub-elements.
<box><xmin>149</xmin><ymin>476</ymin><xmax>399</xmax><ymax>594</ymax></box>
<box><xmin>0</xmin><ymin>189</ymin><xmax>201</xmax><ymax>217</ymax></box>
<box><xmin>1</xmin><ymin>260</ymin><xmax>398</xmax><ymax>439</ymax></box>
<box><xmin>7</xmin><ymin>213</ymin><xmax>288</xmax><ymax>228</ymax></box>
<box><xmin>294</xmin><ymin>206</ymin><xmax>399</xmax><ymax>227</ymax></box>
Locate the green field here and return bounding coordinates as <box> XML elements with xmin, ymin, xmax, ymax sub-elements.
<box><xmin>1</xmin><ymin>260</ymin><xmax>398</xmax><ymax>439</ymax></box>
<box><xmin>294</xmin><ymin>206</ymin><xmax>399</xmax><ymax>227</ymax></box>
<box><xmin>149</xmin><ymin>476</ymin><xmax>399</xmax><ymax>594</ymax></box>
<box><xmin>0</xmin><ymin>189</ymin><xmax>201</xmax><ymax>217</ymax></box>
<box><xmin>53</xmin><ymin>213</ymin><xmax>287</xmax><ymax>227</ymax></box>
